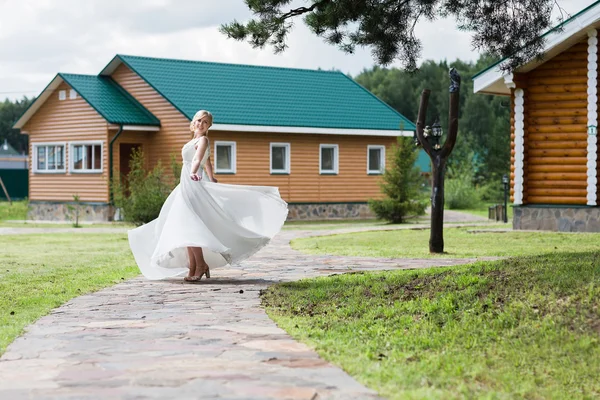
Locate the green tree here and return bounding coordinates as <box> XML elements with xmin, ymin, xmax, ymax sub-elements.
<box><xmin>354</xmin><ymin>55</ymin><xmax>511</xmax><ymax>188</ymax></box>
<box><xmin>369</xmin><ymin>137</ymin><xmax>427</xmax><ymax>223</ymax></box>
<box><xmin>0</xmin><ymin>97</ymin><xmax>34</xmax><ymax>154</ymax></box>
<box><xmin>112</xmin><ymin>148</ymin><xmax>174</xmax><ymax>225</ymax></box>
<box><xmin>222</xmin><ymin>0</ymin><xmax>568</xmax><ymax>72</ymax></box>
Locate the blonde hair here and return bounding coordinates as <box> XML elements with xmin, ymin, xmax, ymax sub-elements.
<box><xmin>189</xmin><ymin>110</ymin><xmax>213</xmax><ymax>133</ymax></box>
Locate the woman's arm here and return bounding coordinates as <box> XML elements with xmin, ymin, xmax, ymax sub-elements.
<box><xmin>204</xmin><ymin>156</ymin><xmax>218</xmax><ymax>183</ymax></box>
<box><xmin>190</xmin><ymin>137</ymin><xmax>208</xmax><ymax>181</ymax></box>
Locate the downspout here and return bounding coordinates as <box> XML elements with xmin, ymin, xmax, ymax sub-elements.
<box><xmin>108</xmin><ymin>124</ymin><xmax>124</xmax><ymax>204</ymax></box>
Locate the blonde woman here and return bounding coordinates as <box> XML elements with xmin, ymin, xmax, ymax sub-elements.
<box><xmin>128</xmin><ymin>110</ymin><xmax>288</xmax><ymax>282</ymax></box>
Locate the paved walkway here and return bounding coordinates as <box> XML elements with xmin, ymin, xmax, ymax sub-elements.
<box><xmin>0</xmin><ymin>213</ymin><xmax>495</xmax><ymax>399</ymax></box>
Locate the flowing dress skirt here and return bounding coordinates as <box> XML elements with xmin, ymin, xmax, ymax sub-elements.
<box><xmin>128</xmin><ymin>163</ymin><xmax>288</xmax><ymax>280</ymax></box>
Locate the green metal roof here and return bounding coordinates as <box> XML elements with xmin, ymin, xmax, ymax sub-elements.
<box><xmin>59</xmin><ymin>74</ymin><xmax>160</xmax><ymax>126</ymax></box>
<box><xmin>472</xmin><ymin>0</ymin><xmax>600</xmax><ymax>80</ymax></box>
<box><xmin>109</xmin><ymin>55</ymin><xmax>415</xmax><ymax>131</ymax></box>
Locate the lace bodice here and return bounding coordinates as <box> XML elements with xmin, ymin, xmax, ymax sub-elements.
<box><xmin>182</xmin><ymin>137</ymin><xmax>209</xmax><ymax>167</ymax></box>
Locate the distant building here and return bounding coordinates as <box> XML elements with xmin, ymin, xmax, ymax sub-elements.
<box><xmin>0</xmin><ymin>139</ymin><xmax>28</xmax><ymax>170</ymax></box>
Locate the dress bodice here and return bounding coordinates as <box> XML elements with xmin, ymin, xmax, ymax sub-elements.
<box><xmin>182</xmin><ymin>137</ymin><xmax>209</xmax><ymax>167</ymax></box>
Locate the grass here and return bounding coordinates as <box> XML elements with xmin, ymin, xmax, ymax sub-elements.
<box><xmin>292</xmin><ymin>226</ymin><xmax>600</xmax><ymax>258</ymax></box>
<box><xmin>0</xmin><ymin>233</ymin><xmax>138</xmax><ymax>355</ymax></box>
<box><xmin>283</xmin><ymin>218</ymin><xmax>392</xmax><ymax>231</ymax></box>
<box><xmin>263</xmin><ymin>252</ymin><xmax>600</xmax><ymax>399</ymax></box>
<box><xmin>0</xmin><ymin>200</ymin><xmax>28</xmax><ymax>221</ymax></box>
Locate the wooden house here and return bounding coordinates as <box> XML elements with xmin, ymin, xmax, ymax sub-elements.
<box><xmin>13</xmin><ymin>54</ymin><xmax>417</xmax><ymax>221</ymax></box>
<box><xmin>474</xmin><ymin>1</ymin><xmax>600</xmax><ymax>232</ymax></box>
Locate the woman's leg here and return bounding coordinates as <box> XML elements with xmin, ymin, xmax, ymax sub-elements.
<box><xmin>190</xmin><ymin>246</ymin><xmax>210</xmax><ymax>278</ymax></box>
<box><xmin>184</xmin><ymin>247</ymin><xmax>197</xmax><ymax>281</ymax></box>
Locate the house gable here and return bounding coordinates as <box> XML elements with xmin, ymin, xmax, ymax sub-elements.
<box><xmin>474</xmin><ymin>0</ymin><xmax>600</xmax><ymax>95</ymax></box>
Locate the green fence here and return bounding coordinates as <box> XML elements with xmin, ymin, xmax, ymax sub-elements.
<box><xmin>0</xmin><ymin>169</ymin><xmax>28</xmax><ymax>200</ymax></box>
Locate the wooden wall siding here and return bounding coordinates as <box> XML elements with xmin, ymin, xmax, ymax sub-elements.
<box><xmin>111</xmin><ymin>63</ymin><xmax>393</xmax><ymax>203</ymax></box>
<box><xmin>22</xmin><ymin>82</ymin><xmax>109</xmax><ymax>202</ymax></box>
<box><xmin>522</xmin><ymin>39</ymin><xmax>589</xmax><ymax>205</ymax></box>
<box><xmin>111</xmin><ymin>64</ymin><xmax>191</xmax><ymax>176</ymax></box>
<box><xmin>206</xmin><ymin>132</ymin><xmax>395</xmax><ymax>202</ymax></box>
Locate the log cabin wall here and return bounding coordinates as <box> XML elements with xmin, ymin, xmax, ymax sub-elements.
<box><xmin>523</xmin><ymin>39</ymin><xmax>589</xmax><ymax>205</ymax></box>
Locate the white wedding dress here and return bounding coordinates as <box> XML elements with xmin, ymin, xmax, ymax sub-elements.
<box><xmin>128</xmin><ymin>137</ymin><xmax>289</xmax><ymax>280</ymax></box>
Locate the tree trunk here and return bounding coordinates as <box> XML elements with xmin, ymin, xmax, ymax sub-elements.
<box><xmin>429</xmin><ymin>156</ymin><xmax>446</xmax><ymax>252</ymax></box>
<box><xmin>415</xmin><ymin>68</ymin><xmax>461</xmax><ymax>254</ymax></box>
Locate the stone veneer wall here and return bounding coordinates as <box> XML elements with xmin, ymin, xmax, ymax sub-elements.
<box><xmin>513</xmin><ymin>206</ymin><xmax>600</xmax><ymax>232</ymax></box>
<box><xmin>287</xmin><ymin>203</ymin><xmax>374</xmax><ymax>220</ymax></box>
<box><xmin>28</xmin><ymin>201</ymin><xmax>113</xmax><ymax>222</ymax></box>
<box><xmin>27</xmin><ymin>202</ymin><xmax>374</xmax><ymax>222</ymax></box>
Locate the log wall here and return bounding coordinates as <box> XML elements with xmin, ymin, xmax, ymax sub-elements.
<box><xmin>518</xmin><ymin>39</ymin><xmax>589</xmax><ymax>205</ymax></box>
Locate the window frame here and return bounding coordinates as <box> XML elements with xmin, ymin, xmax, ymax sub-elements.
<box><xmin>367</xmin><ymin>145</ymin><xmax>386</xmax><ymax>175</ymax></box>
<box><xmin>319</xmin><ymin>144</ymin><xmax>339</xmax><ymax>175</ymax></box>
<box><xmin>214</xmin><ymin>141</ymin><xmax>237</xmax><ymax>174</ymax></box>
<box><xmin>32</xmin><ymin>142</ymin><xmax>67</xmax><ymax>174</ymax></box>
<box><xmin>69</xmin><ymin>141</ymin><xmax>104</xmax><ymax>174</ymax></box>
<box><xmin>270</xmin><ymin>142</ymin><xmax>291</xmax><ymax>174</ymax></box>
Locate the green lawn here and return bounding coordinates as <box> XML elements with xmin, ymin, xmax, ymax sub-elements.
<box><xmin>0</xmin><ymin>200</ymin><xmax>28</xmax><ymax>221</ymax></box>
<box><xmin>0</xmin><ymin>233</ymin><xmax>138</xmax><ymax>354</ymax></box>
<box><xmin>263</xmin><ymin>252</ymin><xmax>600</xmax><ymax>399</ymax></box>
<box><xmin>292</xmin><ymin>226</ymin><xmax>600</xmax><ymax>258</ymax></box>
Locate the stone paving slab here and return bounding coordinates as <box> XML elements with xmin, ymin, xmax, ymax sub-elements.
<box><xmin>0</xmin><ymin>218</ymin><xmax>496</xmax><ymax>399</ymax></box>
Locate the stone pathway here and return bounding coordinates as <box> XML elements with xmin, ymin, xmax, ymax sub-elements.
<box><xmin>0</xmin><ymin>214</ymin><xmax>496</xmax><ymax>399</ymax></box>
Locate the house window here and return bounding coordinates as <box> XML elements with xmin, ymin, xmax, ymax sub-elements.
<box><xmin>320</xmin><ymin>144</ymin><xmax>339</xmax><ymax>174</ymax></box>
<box><xmin>367</xmin><ymin>145</ymin><xmax>385</xmax><ymax>174</ymax></box>
<box><xmin>33</xmin><ymin>143</ymin><xmax>66</xmax><ymax>173</ymax></box>
<box><xmin>270</xmin><ymin>143</ymin><xmax>290</xmax><ymax>174</ymax></box>
<box><xmin>69</xmin><ymin>89</ymin><xmax>77</xmax><ymax>99</ymax></box>
<box><xmin>58</xmin><ymin>90</ymin><xmax>66</xmax><ymax>100</ymax></box>
<box><xmin>70</xmin><ymin>142</ymin><xmax>103</xmax><ymax>173</ymax></box>
<box><xmin>214</xmin><ymin>141</ymin><xmax>236</xmax><ymax>174</ymax></box>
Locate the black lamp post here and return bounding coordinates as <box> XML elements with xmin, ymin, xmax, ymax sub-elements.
<box><xmin>417</xmin><ymin>119</ymin><xmax>443</xmax><ymax>150</ymax></box>
<box><xmin>431</xmin><ymin>119</ymin><xmax>443</xmax><ymax>150</ymax></box>
<box><xmin>502</xmin><ymin>174</ymin><xmax>509</xmax><ymax>223</ymax></box>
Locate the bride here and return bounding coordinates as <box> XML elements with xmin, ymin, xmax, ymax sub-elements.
<box><xmin>128</xmin><ymin>110</ymin><xmax>289</xmax><ymax>282</ymax></box>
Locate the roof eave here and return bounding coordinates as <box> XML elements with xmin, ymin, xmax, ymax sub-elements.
<box><xmin>473</xmin><ymin>1</ymin><xmax>600</xmax><ymax>95</ymax></box>
<box><xmin>99</xmin><ymin>55</ymin><xmax>124</xmax><ymax>76</ymax></box>
<box><xmin>12</xmin><ymin>74</ymin><xmax>64</xmax><ymax>129</ymax></box>
<box><xmin>210</xmin><ymin>123</ymin><xmax>414</xmax><ymax>137</ymax></box>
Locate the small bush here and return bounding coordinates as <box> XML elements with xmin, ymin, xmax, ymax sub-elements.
<box><xmin>112</xmin><ymin>149</ymin><xmax>174</xmax><ymax>225</ymax></box>
<box><xmin>445</xmin><ymin>174</ymin><xmax>481</xmax><ymax>210</ymax></box>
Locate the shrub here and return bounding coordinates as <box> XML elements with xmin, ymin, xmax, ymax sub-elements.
<box><xmin>446</xmin><ymin>156</ymin><xmax>481</xmax><ymax>209</ymax></box>
<box><xmin>369</xmin><ymin>137</ymin><xmax>427</xmax><ymax>223</ymax></box>
<box><xmin>112</xmin><ymin>149</ymin><xmax>174</xmax><ymax>225</ymax></box>
<box><xmin>445</xmin><ymin>174</ymin><xmax>481</xmax><ymax>209</ymax></box>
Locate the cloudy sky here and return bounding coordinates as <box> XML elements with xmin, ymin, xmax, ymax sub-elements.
<box><xmin>0</xmin><ymin>0</ymin><xmax>595</xmax><ymax>100</ymax></box>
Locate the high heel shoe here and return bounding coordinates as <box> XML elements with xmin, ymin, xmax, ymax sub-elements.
<box><xmin>202</xmin><ymin>265</ymin><xmax>210</xmax><ymax>279</ymax></box>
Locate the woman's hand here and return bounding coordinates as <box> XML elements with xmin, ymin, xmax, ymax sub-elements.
<box><xmin>190</xmin><ymin>173</ymin><xmax>201</xmax><ymax>181</ymax></box>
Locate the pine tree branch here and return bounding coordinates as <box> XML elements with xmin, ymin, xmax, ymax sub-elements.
<box><xmin>278</xmin><ymin>0</ymin><xmax>331</xmax><ymax>21</ymax></box>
